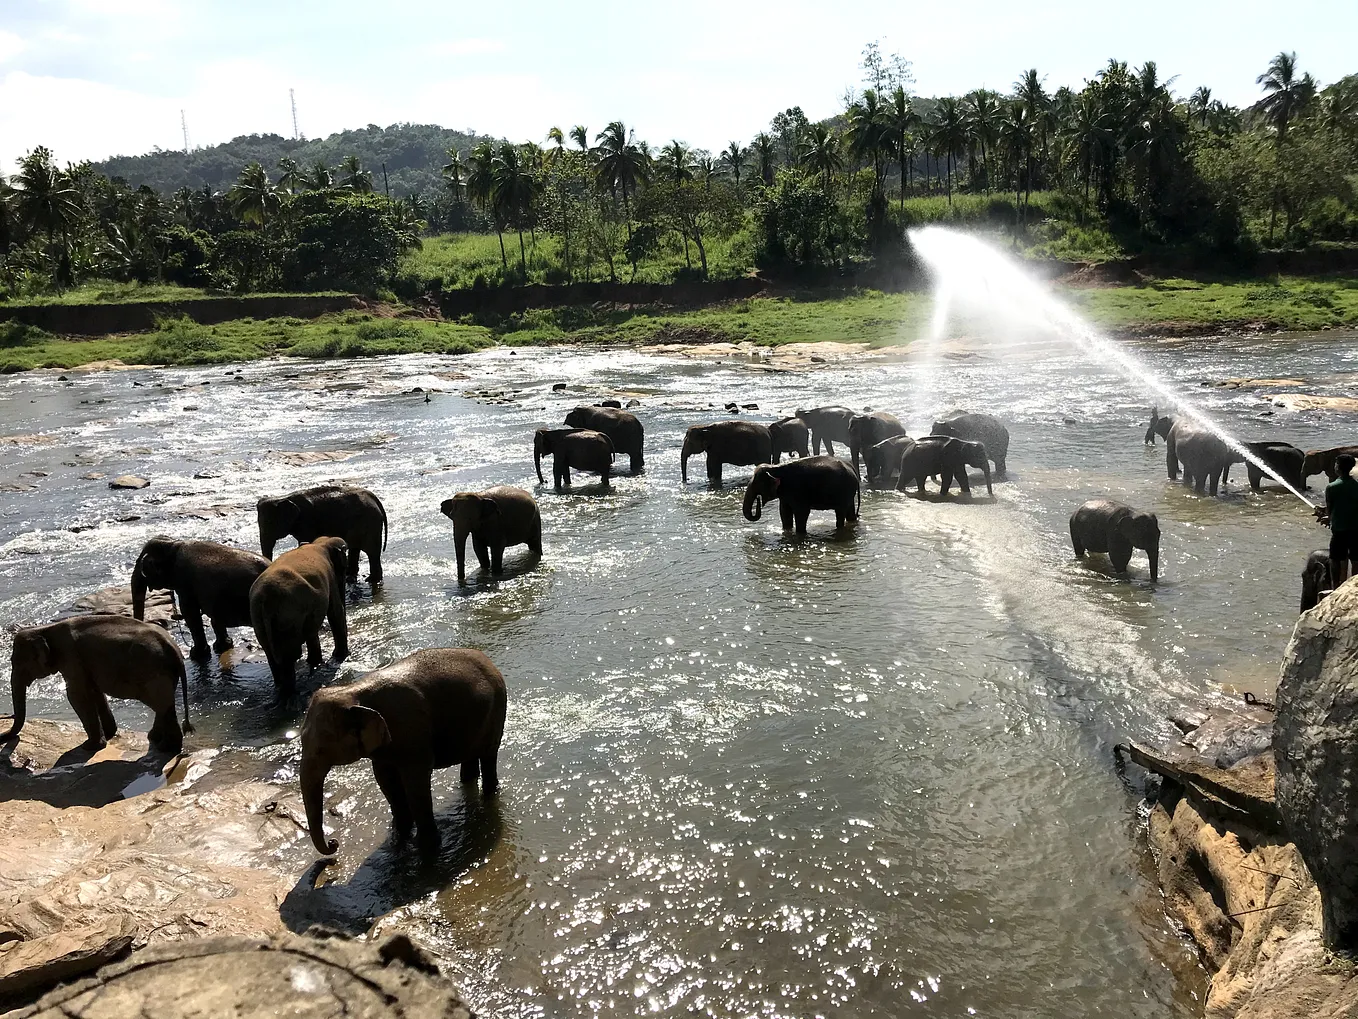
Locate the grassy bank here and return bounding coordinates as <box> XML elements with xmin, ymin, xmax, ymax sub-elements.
<box><xmin>2</xmin><ymin>275</ymin><xmax>1355</xmax><ymax>371</ymax></box>
<box><xmin>1</xmin><ymin>280</ymin><xmax>351</xmax><ymax>306</ymax></box>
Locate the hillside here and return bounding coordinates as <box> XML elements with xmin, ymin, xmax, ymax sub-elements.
<box><xmin>93</xmin><ymin>122</ymin><xmax>497</xmax><ymax>198</ymax></box>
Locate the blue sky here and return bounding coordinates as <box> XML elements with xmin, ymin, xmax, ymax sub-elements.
<box><xmin>2</xmin><ymin>0</ymin><xmax>1355</xmax><ymax>171</ymax></box>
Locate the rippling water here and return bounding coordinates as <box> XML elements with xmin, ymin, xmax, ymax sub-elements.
<box><xmin>2</xmin><ymin>331</ymin><xmax>1356</xmax><ymax>1017</ymax></box>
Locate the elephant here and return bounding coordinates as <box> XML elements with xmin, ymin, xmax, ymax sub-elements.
<box><xmin>439</xmin><ymin>486</ymin><xmax>543</xmax><ymax>585</ymax></box>
<box><xmin>534</xmin><ymin>427</ymin><xmax>614</xmax><ymax>490</ymax></box>
<box><xmin>681</xmin><ymin>420</ymin><xmax>772</xmax><ymax>484</ymax></box>
<box><xmin>1227</xmin><ymin>440</ymin><xmax>1306</xmax><ymax>492</ymax></box>
<box><xmin>864</xmin><ymin>435</ymin><xmax>916</xmax><ymax>490</ymax></box>
<box><xmin>848</xmin><ymin>412</ymin><xmax>908</xmax><ymax>476</ymax></box>
<box><xmin>3</xmin><ymin>614</ymin><xmax>192</xmax><ymax>755</ymax></box>
<box><xmin>896</xmin><ymin>436</ymin><xmax>993</xmax><ymax>497</ymax></box>
<box><xmin>1165</xmin><ymin>419</ymin><xmax>1235</xmax><ymax>494</ymax></box>
<box><xmin>742</xmin><ymin>455</ymin><xmax>860</xmax><ymax>534</ymax></box>
<box><xmin>1300</xmin><ymin>549</ymin><xmax>1332</xmax><ymax>613</ymax></box>
<box><xmin>1144</xmin><ymin>408</ymin><xmax>1177</xmax><ymax>446</ymax></box>
<box><xmin>299</xmin><ymin>648</ymin><xmax>507</xmax><ymax>856</ymax></box>
<box><xmin>931</xmin><ymin>410</ymin><xmax>1010</xmax><ymax>475</ymax></box>
<box><xmin>257</xmin><ymin>485</ymin><xmax>388</xmax><ymax>585</ymax></box>
<box><xmin>769</xmin><ymin>417</ymin><xmax>810</xmax><ymax>462</ymax></box>
<box><xmin>1069</xmin><ymin>499</ymin><xmax>1160</xmax><ymax>582</ymax></box>
<box><xmin>131</xmin><ymin>538</ymin><xmax>269</xmax><ymax>659</ymax></box>
<box><xmin>1303</xmin><ymin>445</ymin><xmax>1358</xmax><ymax>485</ymax></box>
<box><xmin>248</xmin><ymin>536</ymin><xmax>349</xmax><ymax>691</ymax></box>
<box><xmin>597</xmin><ymin>399</ymin><xmax>622</xmax><ymax>409</ymax></box>
<box><xmin>794</xmin><ymin>406</ymin><xmax>856</xmax><ymax>456</ymax></box>
<box><xmin>564</xmin><ymin>405</ymin><xmax>644</xmax><ymax>472</ymax></box>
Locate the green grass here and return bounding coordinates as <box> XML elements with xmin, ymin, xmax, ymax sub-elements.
<box><xmin>1</xmin><ymin>280</ymin><xmax>350</xmax><ymax>306</ymax></box>
<box><xmin>891</xmin><ymin>191</ymin><xmax>1128</xmax><ymax>262</ymax></box>
<box><xmin>1068</xmin><ymin>276</ymin><xmax>1358</xmax><ymax>332</ymax></box>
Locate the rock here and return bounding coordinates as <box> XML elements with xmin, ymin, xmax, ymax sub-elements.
<box><xmin>741</xmin><ymin>403</ymin><xmax>758</xmax><ymax>410</ymax></box>
<box><xmin>1275</xmin><ymin>576</ymin><xmax>1358</xmax><ymax>950</ymax></box>
<box><xmin>0</xmin><ymin>435</ymin><xmax>55</xmax><ymax>447</ymax></box>
<box><xmin>79</xmin><ymin>472</ymin><xmax>104</xmax><ymax>481</ymax></box>
<box><xmin>625</xmin><ymin>399</ymin><xmax>641</xmax><ymax>409</ymax></box>
<box><xmin>552</xmin><ymin>382</ymin><xmax>567</xmax><ymax>391</ymax></box>
<box><xmin>191</xmin><ymin>470</ymin><xmax>220</xmax><ymax>480</ymax></box>
<box><xmin>0</xmin><ymin>916</ymin><xmax>135</xmax><ymax>1006</ymax></box>
<box><xmin>58</xmin><ymin>585</ymin><xmax>175</xmax><ymax>628</ymax></box>
<box><xmin>56</xmin><ymin>376</ymin><xmax>68</xmax><ymax>382</ymax></box>
<box><xmin>181</xmin><ymin>405</ymin><xmax>198</xmax><ymax>411</ymax></box>
<box><xmin>265</xmin><ymin>449</ymin><xmax>358</xmax><ymax>466</ymax></box>
<box><xmin>107</xmin><ymin>476</ymin><xmax>148</xmax><ymax>490</ymax></box>
<box><xmin>113</xmin><ymin>513</ymin><xmax>140</xmax><ymax>523</ymax></box>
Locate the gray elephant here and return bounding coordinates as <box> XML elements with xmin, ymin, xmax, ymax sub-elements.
<box><xmin>534</xmin><ymin>427</ymin><xmax>614</xmax><ymax>490</ymax></box>
<box><xmin>742</xmin><ymin>455</ymin><xmax>860</xmax><ymax>534</ymax></box>
<box><xmin>1300</xmin><ymin>549</ymin><xmax>1332</xmax><ymax>613</ymax></box>
<box><xmin>1230</xmin><ymin>440</ymin><xmax>1305</xmax><ymax>492</ymax></box>
<box><xmin>1165</xmin><ymin>419</ymin><xmax>1235</xmax><ymax>494</ymax></box>
<box><xmin>848</xmin><ymin>412</ymin><xmax>908</xmax><ymax>476</ymax></box>
<box><xmin>131</xmin><ymin>537</ymin><xmax>269</xmax><ymax>659</ymax></box>
<box><xmin>248</xmin><ymin>536</ymin><xmax>349</xmax><ymax>691</ymax></box>
<box><xmin>1144</xmin><ymin>408</ymin><xmax>1176</xmax><ymax>445</ymax></box>
<box><xmin>1302</xmin><ymin>445</ymin><xmax>1358</xmax><ymax>485</ymax></box>
<box><xmin>794</xmin><ymin>406</ymin><xmax>856</xmax><ymax>456</ymax></box>
<box><xmin>4</xmin><ymin>614</ymin><xmax>192</xmax><ymax>755</ymax></box>
<box><xmin>864</xmin><ymin>434</ymin><xmax>915</xmax><ymax>490</ymax></box>
<box><xmin>931</xmin><ymin>411</ymin><xmax>1009</xmax><ymax>475</ymax></box>
<box><xmin>257</xmin><ymin>485</ymin><xmax>388</xmax><ymax>585</ymax></box>
<box><xmin>896</xmin><ymin>436</ymin><xmax>993</xmax><ymax>497</ymax></box>
<box><xmin>440</xmin><ymin>486</ymin><xmax>543</xmax><ymax>585</ymax></box>
<box><xmin>1069</xmin><ymin>499</ymin><xmax>1160</xmax><ymax>581</ymax></box>
<box><xmin>565</xmin><ymin>405</ymin><xmax>644</xmax><ymax>472</ymax></box>
<box><xmin>681</xmin><ymin>421</ymin><xmax>772</xmax><ymax>484</ymax></box>
<box><xmin>299</xmin><ymin>647</ymin><xmax>506</xmax><ymax>855</ymax></box>
<box><xmin>769</xmin><ymin>417</ymin><xmax>810</xmax><ymax>462</ymax></box>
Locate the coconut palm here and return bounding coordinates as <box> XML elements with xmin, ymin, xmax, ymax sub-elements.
<box><xmin>491</xmin><ymin>142</ymin><xmax>540</xmax><ymax>273</ymax></box>
<box><xmin>464</xmin><ymin>141</ymin><xmax>504</xmax><ymax>266</ymax></box>
<box><xmin>570</xmin><ymin>125</ymin><xmax>589</xmax><ymax>155</ymax></box>
<box><xmin>1060</xmin><ymin>89</ymin><xmax>1112</xmax><ymax>205</ymax></box>
<box><xmin>847</xmin><ymin>89</ymin><xmax>890</xmax><ymax>197</ymax></box>
<box><xmin>720</xmin><ymin>142</ymin><xmax>746</xmax><ymax>185</ymax></box>
<box><xmin>338</xmin><ymin>155</ymin><xmax>373</xmax><ymax>194</ymax></box>
<box><xmin>659</xmin><ymin>140</ymin><xmax>694</xmax><ymax>183</ymax></box>
<box><xmin>441</xmin><ymin>148</ymin><xmax>468</xmax><ymax>203</ymax></box>
<box><xmin>885</xmin><ymin>86</ymin><xmax>921</xmax><ymax>206</ymax></box>
<box><xmin>276</xmin><ymin>156</ymin><xmax>305</xmax><ymax>195</ymax></box>
<box><xmin>1255</xmin><ymin>51</ymin><xmax>1316</xmax><ymax>143</ymax></box>
<box><xmin>928</xmin><ymin>97</ymin><xmax>968</xmax><ymax>203</ymax></box>
<box><xmin>798</xmin><ymin>124</ymin><xmax>843</xmax><ymax>193</ymax></box>
<box><xmin>12</xmin><ymin>146</ymin><xmax>81</xmax><ymax>254</ymax></box>
<box><xmin>963</xmin><ymin>89</ymin><xmax>1001</xmax><ymax>192</ymax></box>
<box><xmin>545</xmin><ymin>127</ymin><xmax>574</xmax><ymax>279</ymax></box>
<box><xmin>594</xmin><ymin>121</ymin><xmax>649</xmax><ymax>229</ymax></box>
<box><xmin>306</xmin><ymin>162</ymin><xmax>333</xmax><ymax>191</ymax></box>
<box><xmin>751</xmin><ymin>133</ymin><xmax>777</xmax><ymax>185</ymax></box>
<box><xmin>1000</xmin><ymin>102</ymin><xmax>1036</xmax><ymax>220</ymax></box>
<box><xmin>227</xmin><ymin>162</ymin><xmax>280</xmax><ymax>227</ymax></box>
<box><xmin>1188</xmin><ymin>87</ymin><xmax>1214</xmax><ymax>127</ymax></box>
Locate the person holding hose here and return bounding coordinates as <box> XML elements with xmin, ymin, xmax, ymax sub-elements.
<box><xmin>1317</xmin><ymin>453</ymin><xmax>1358</xmax><ymax>592</ymax></box>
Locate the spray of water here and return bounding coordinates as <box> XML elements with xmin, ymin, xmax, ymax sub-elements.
<box><xmin>907</xmin><ymin>226</ymin><xmax>1316</xmax><ymax>507</ymax></box>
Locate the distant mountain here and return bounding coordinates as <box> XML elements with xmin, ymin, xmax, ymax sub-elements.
<box><xmin>93</xmin><ymin>122</ymin><xmax>498</xmax><ymax>199</ymax></box>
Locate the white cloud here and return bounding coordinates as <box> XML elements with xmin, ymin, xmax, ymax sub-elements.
<box><xmin>423</xmin><ymin>38</ymin><xmax>506</xmax><ymax>58</ymax></box>
<box><xmin>0</xmin><ymin>30</ymin><xmax>27</xmax><ymax>64</ymax></box>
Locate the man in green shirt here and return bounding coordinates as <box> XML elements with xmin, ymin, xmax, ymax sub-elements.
<box><xmin>1321</xmin><ymin>453</ymin><xmax>1358</xmax><ymax>590</ymax></box>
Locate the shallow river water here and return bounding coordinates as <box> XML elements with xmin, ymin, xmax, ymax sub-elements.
<box><xmin>2</xmin><ymin>329</ymin><xmax>1357</xmax><ymax>1018</ymax></box>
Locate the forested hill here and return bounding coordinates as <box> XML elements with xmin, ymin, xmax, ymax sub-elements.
<box><xmin>93</xmin><ymin>123</ymin><xmax>495</xmax><ymax>198</ymax></box>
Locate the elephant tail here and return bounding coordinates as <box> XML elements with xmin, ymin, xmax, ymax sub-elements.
<box><xmin>376</xmin><ymin>495</ymin><xmax>389</xmax><ymax>551</ymax></box>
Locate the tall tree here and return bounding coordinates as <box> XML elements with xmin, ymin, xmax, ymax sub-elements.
<box><xmin>751</xmin><ymin>133</ymin><xmax>777</xmax><ymax>185</ymax></box>
<box><xmin>720</xmin><ymin>142</ymin><xmax>746</xmax><ymax>185</ymax></box>
<box><xmin>227</xmin><ymin>161</ymin><xmax>281</xmax><ymax>227</ymax></box>
<box><xmin>928</xmin><ymin>97</ymin><xmax>968</xmax><ymax>203</ymax></box>
<box><xmin>798</xmin><ymin>124</ymin><xmax>843</xmax><ymax>193</ymax></box>
<box><xmin>491</xmin><ymin>143</ymin><xmax>540</xmax><ymax>273</ymax></box>
<box><xmin>593</xmin><ymin>121</ymin><xmax>649</xmax><ymax>234</ymax></box>
<box><xmin>338</xmin><ymin>155</ymin><xmax>373</xmax><ymax>194</ymax></box>
<box><xmin>1255</xmin><ymin>52</ymin><xmax>1316</xmax><ymax>143</ymax></box>
<box><xmin>886</xmin><ymin>86</ymin><xmax>921</xmax><ymax>206</ymax></box>
<box><xmin>276</xmin><ymin>157</ymin><xmax>305</xmax><ymax>195</ymax></box>
<box><xmin>441</xmin><ymin>148</ymin><xmax>468</xmax><ymax>203</ymax></box>
<box><xmin>12</xmin><ymin>146</ymin><xmax>81</xmax><ymax>267</ymax></box>
<box><xmin>659</xmin><ymin>140</ymin><xmax>694</xmax><ymax>183</ymax></box>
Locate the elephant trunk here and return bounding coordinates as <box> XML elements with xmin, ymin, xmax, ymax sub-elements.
<box><xmin>743</xmin><ymin>484</ymin><xmax>763</xmax><ymax>521</ymax></box>
<box><xmin>2</xmin><ymin>675</ymin><xmax>26</xmax><ymax>739</ymax></box>
<box><xmin>680</xmin><ymin>433</ymin><xmax>693</xmax><ymax>484</ymax></box>
<box><xmin>301</xmin><ymin>759</ymin><xmax>339</xmax><ymax>856</ymax></box>
<box><xmin>454</xmin><ymin>521</ymin><xmax>470</xmax><ymax>585</ymax></box>
<box><xmin>534</xmin><ymin>436</ymin><xmax>546</xmax><ymax>485</ymax></box>
<box><xmin>1147</xmin><ymin>544</ymin><xmax>1159</xmax><ymax>583</ymax></box>
<box><xmin>259</xmin><ymin>524</ymin><xmax>276</xmax><ymax>561</ymax></box>
<box><xmin>130</xmin><ymin>552</ymin><xmax>149</xmax><ymax>621</ymax></box>
<box><xmin>980</xmin><ymin>461</ymin><xmax>993</xmax><ymax>496</ymax></box>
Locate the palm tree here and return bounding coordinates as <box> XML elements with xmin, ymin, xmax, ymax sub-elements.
<box><xmin>13</xmin><ymin>146</ymin><xmax>81</xmax><ymax>255</ymax></box>
<box><xmin>276</xmin><ymin>156</ymin><xmax>305</xmax><ymax>195</ymax></box>
<box><xmin>720</xmin><ymin>142</ymin><xmax>746</xmax><ymax>185</ymax></box>
<box><xmin>1000</xmin><ymin>102</ymin><xmax>1036</xmax><ymax>223</ymax></box>
<box><xmin>227</xmin><ymin>162</ymin><xmax>281</xmax><ymax>227</ymax></box>
<box><xmin>441</xmin><ymin>148</ymin><xmax>468</xmax><ymax>203</ymax></box>
<box><xmin>491</xmin><ymin>143</ymin><xmax>540</xmax><ymax>273</ymax></box>
<box><xmin>963</xmin><ymin>90</ymin><xmax>1001</xmax><ymax>193</ymax></box>
<box><xmin>465</xmin><ymin>141</ymin><xmax>503</xmax><ymax>266</ymax></box>
<box><xmin>659</xmin><ymin>140</ymin><xmax>693</xmax><ymax>183</ymax></box>
<box><xmin>338</xmin><ymin>155</ymin><xmax>373</xmax><ymax>193</ymax></box>
<box><xmin>798</xmin><ymin>124</ymin><xmax>843</xmax><ymax>193</ymax></box>
<box><xmin>885</xmin><ymin>86</ymin><xmax>921</xmax><ymax>206</ymax></box>
<box><xmin>1256</xmin><ymin>52</ymin><xmax>1316</xmax><ymax>143</ymax></box>
<box><xmin>751</xmin><ymin>133</ymin><xmax>777</xmax><ymax>185</ymax></box>
<box><xmin>1014</xmin><ymin>70</ymin><xmax>1050</xmax><ymax>187</ymax></box>
<box><xmin>570</xmin><ymin>125</ymin><xmax>589</xmax><ymax>155</ymax></box>
<box><xmin>593</xmin><ymin>121</ymin><xmax>649</xmax><ymax>233</ymax></box>
<box><xmin>306</xmin><ymin>162</ymin><xmax>333</xmax><ymax>191</ymax></box>
<box><xmin>1061</xmin><ymin>89</ymin><xmax>1111</xmax><ymax>206</ymax></box>
<box><xmin>1188</xmin><ymin>87</ymin><xmax>1213</xmax><ymax>127</ymax></box>
<box><xmin>847</xmin><ymin>89</ymin><xmax>890</xmax><ymax>198</ymax></box>
<box><xmin>928</xmin><ymin>97</ymin><xmax>968</xmax><ymax>203</ymax></box>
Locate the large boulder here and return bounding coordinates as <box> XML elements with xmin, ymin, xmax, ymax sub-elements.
<box><xmin>1275</xmin><ymin>575</ymin><xmax>1358</xmax><ymax>951</ymax></box>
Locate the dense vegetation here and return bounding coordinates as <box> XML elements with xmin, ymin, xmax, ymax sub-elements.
<box><xmin>1</xmin><ymin>46</ymin><xmax>1355</xmax><ymax>304</ymax></box>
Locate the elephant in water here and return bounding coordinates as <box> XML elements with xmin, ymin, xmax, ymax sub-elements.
<box><xmin>1069</xmin><ymin>499</ymin><xmax>1160</xmax><ymax>582</ymax></box>
<box><xmin>1300</xmin><ymin>549</ymin><xmax>1332</xmax><ymax>613</ymax></box>
<box><xmin>896</xmin><ymin>436</ymin><xmax>993</xmax><ymax>497</ymax></box>
<box><xmin>864</xmin><ymin>434</ymin><xmax>915</xmax><ymax>490</ymax></box>
<box><xmin>794</xmin><ymin>406</ymin><xmax>856</xmax><ymax>456</ymax></box>
<box><xmin>440</xmin><ymin>486</ymin><xmax>543</xmax><ymax>586</ymax></box>
<box><xmin>932</xmin><ymin>411</ymin><xmax>1009</xmax><ymax>475</ymax></box>
<box><xmin>1302</xmin><ymin>445</ymin><xmax>1358</xmax><ymax>486</ymax></box>
<box><xmin>742</xmin><ymin>456</ymin><xmax>860</xmax><ymax>534</ymax></box>
<box><xmin>681</xmin><ymin>420</ymin><xmax>772</xmax><ymax>484</ymax></box>
<box><xmin>1144</xmin><ymin>408</ymin><xmax>1176</xmax><ymax>446</ymax></box>
<box><xmin>257</xmin><ymin>485</ymin><xmax>388</xmax><ymax>585</ymax></box>
<box><xmin>132</xmin><ymin>537</ymin><xmax>269</xmax><ymax>659</ymax></box>
<box><xmin>848</xmin><ymin>412</ymin><xmax>908</xmax><ymax>476</ymax></box>
<box><xmin>1225</xmin><ymin>440</ymin><xmax>1305</xmax><ymax>492</ymax></box>
<box><xmin>248</xmin><ymin>536</ymin><xmax>349</xmax><ymax>691</ymax></box>
<box><xmin>769</xmin><ymin>417</ymin><xmax>810</xmax><ymax>462</ymax></box>
<box><xmin>534</xmin><ymin>427</ymin><xmax>615</xmax><ymax>490</ymax></box>
<box><xmin>1165</xmin><ymin>419</ymin><xmax>1235</xmax><ymax>494</ymax></box>
<box><xmin>4</xmin><ymin>615</ymin><xmax>192</xmax><ymax>755</ymax></box>
<box><xmin>565</xmin><ymin>405</ymin><xmax>644</xmax><ymax>472</ymax></box>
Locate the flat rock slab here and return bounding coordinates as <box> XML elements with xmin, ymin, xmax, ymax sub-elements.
<box><xmin>265</xmin><ymin>449</ymin><xmax>360</xmax><ymax>466</ymax></box>
<box><xmin>0</xmin><ymin>917</ymin><xmax>135</xmax><ymax>1007</ymax></box>
<box><xmin>57</xmin><ymin>586</ymin><xmax>174</xmax><ymax>628</ymax></box>
<box><xmin>107</xmin><ymin>476</ymin><xmax>148</xmax><ymax>490</ymax></box>
<box><xmin>1271</xmin><ymin>393</ymin><xmax>1358</xmax><ymax>413</ymax></box>
<box><xmin>9</xmin><ymin>932</ymin><xmax>474</xmax><ymax>1018</ymax></box>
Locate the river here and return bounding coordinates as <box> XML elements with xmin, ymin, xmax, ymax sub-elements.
<box><xmin>2</xmin><ymin>330</ymin><xmax>1356</xmax><ymax>1018</ymax></box>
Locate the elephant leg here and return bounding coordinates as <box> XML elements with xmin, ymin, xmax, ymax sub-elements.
<box><xmin>956</xmin><ymin>468</ymin><xmax>972</xmax><ymax>494</ymax></box>
<box><xmin>365</xmin><ymin>538</ymin><xmax>383</xmax><ymax>586</ymax></box>
<box><xmin>400</xmin><ymin>763</ymin><xmax>440</xmax><ymax>850</ymax></box>
<box><xmin>491</xmin><ymin>544</ymin><xmax>505</xmax><ymax>574</ymax></box>
<box><xmin>266</xmin><ymin>638</ymin><xmax>299</xmax><ymax>691</ymax></box>
<box><xmin>328</xmin><ymin>586</ymin><xmax>349</xmax><ymax>662</ymax></box>
<box><xmin>182</xmin><ymin>597</ymin><xmax>211</xmax><ymax>660</ymax></box>
<box><xmin>306</xmin><ymin>631</ymin><xmax>324</xmax><ymax>669</ymax></box>
<box><xmin>939</xmin><ymin>470</ymin><xmax>952</xmax><ymax>496</ymax></box>
<box><xmin>778</xmin><ymin>501</ymin><xmax>794</xmax><ymax>531</ymax></box>
<box><xmin>630</xmin><ymin>450</ymin><xmax>643</xmax><ymax>473</ymax></box>
<box><xmin>835</xmin><ymin>507</ymin><xmax>846</xmax><ymax>529</ymax></box>
<box><xmin>211</xmin><ymin>618</ymin><xmax>234</xmax><ymax>654</ymax></box>
<box><xmin>345</xmin><ymin>543</ymin><xmax>360</xmax><ymax>584</ymax></box>
<box><xmin>65</xmin><ymin>674</ymin><xmax>109</xmax><ymax>749</ymax></box>
<box><xmin>1070</xmin><ymin>522</ymin><xmax>1086</xmax><ymax>558</ymax></box>
<box><xmin>460</xmin><ymin>758</ymin><xmax>480</xmax><ymax>783</ymax></box>
<box><xmin>373</xmin><ymin>759</ymin><xmax>414</xmax><ymax>838</ymax></box>
<box><xmin>528</xmin><ymin>517</ymin><xmax>543</xmax><ymax>556</ymax></box>
<box><xmin>823</xmin><ymin>438</ymin><xmax>835</xmax><ymax>456</ymax></box>
<box><xmin>1108</xmin><ymin>535</ymin><xmax>1133</xmax><ymax>573</ymax></box>
<box><xmin>995</xmin><ymin>457</ymin><xmax>1006</xmax><ymax>476</ymax></box>
<box><xmin>794</xmin><ymin>507</ymin><xmax>810</xmax><ymax>535</ymax></box>
<box><xmin>472</xmin><ymin>535</ymin><xmax>490</xmax><ymax>573</ymax></box>
<box><xmin>148</xmin><ymin>708</ymin><xmax>183</xmax><ymax>755</ymax></box>
<box><xmin>480</xmin><ymin>751</ymin><xmax>499</xmax><ymax>794</ymax></box>
<box><xmin>600</xmin><ymin>465</ymin><xmax>611</xmax><ymax>490</ymax></box>
<box><xmin>707</xmin><ymin>453</ymin><xmax>722</xmax><ymax>486</ymax></box>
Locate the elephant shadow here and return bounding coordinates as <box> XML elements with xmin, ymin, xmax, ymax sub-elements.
<box><xmin>278</xmin><ymin>790</ymin><xmax>505</xmax><ymax>936</ymax></box>
<box><xmin>900</xmin><ymin>489</ymin><xmax>997</xmax><ymax>505</ymax></box>
<box><xmin>445</xmin><ymin>552</ymin><xmax>544</xmax><ymax>597</ymax></box>
<box><xmin>0</xmin><ymin>738</ymin><xmax>176</xmax><ymax>809</ymax></box>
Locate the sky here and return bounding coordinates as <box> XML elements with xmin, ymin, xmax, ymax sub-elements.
<box><xmin>2</xmin><ymin>0</ymin><xmax>1356</xmax><ymax>171</ymax></box>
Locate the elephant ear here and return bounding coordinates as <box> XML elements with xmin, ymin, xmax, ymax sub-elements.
<box><xmin>326</xmin><ymin>539</ymin><xmax>348</xmax><ymax>581</ymax></box>
<box><xmin>348</xmin><ymin>704</ymin><xmax>391</xmax><ymax>754</ymax></box>
<box><xmin>479</xmin><ymin>496</ymin><xmax>501</xmax><ymax>523</ymax></box>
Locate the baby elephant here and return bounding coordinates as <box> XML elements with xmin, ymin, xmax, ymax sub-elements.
<box><xmin>1070</xmin><ymin>499</ymin><xmax>1160</xmax><ymax>582</ymax></box>
<box><xmin>1300</xmin><ymin>549</ymin><xmax>1332</xmax><ymax>613</ymax></box>
<box><xmin>249</xmin><ymin>536</ymin><xmax>349</xmax><ymax>691</ymax></box>
<box><xmin>299</xmin><ymin>647</ymin><xmax>507</xmax><ymax>855</ymax></box>
<box><xmin>131</xmin><ymin>537</ymin><xmax>269</xmax><ymax>659</ymax></box>
<box><xmin>440</xmin><ymin>486</ymin><xmax>543</xmax><ymax>585</ymax></box>
<box><xmin>4</xmin><ymin>614</ymin><xmax>192</xmax><ymax>755</ymax></box>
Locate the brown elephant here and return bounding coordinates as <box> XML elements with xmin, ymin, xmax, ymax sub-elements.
<box><xmin>1303</xmin><ymin>445</ymin><xmax>1358</xmax><ymax>485</ymax></box>
<box><xmin>248</xmin><ymin>536</ymin><xmax>349</xmax><ymax>691</ymax></box>
<box><xmin>299</xmin><ymin>648</ymin><xmax>507</xmax><ymax>855</ymax></box>
<box><xmin>3</xmin><ymin>614</ymin><xmax>192</xmax><ymax>755</ymax></box>
<box><xmin>794</xmin><ymin>406</ymin><xmax>855</xmax><ymax>456</ymax></box>
<box><xmin>1069</xmin><ymin>499</ymin><xmax>1160</xmax><ymax>582</ymax></box>
<box><xmin>440</xmin><ymin>486</ymin><xmax>543</xmax><ymax>585</ymax></box>
<box><xmin>931</xmin><ymin>411</ymin><xmax>1010</xmax><ymax>476</ymax></box>
<box><xmin>742</xmin><ymin>456</ymin><xmax>860</xmax><ymax>534</ymax></box>
<box><xmin>896</xmin><ymin>436</ymin><xmax>993</xmax><ymax>497</ymax></box>
<box><xmin>257</xmin><ymin>485</ymin><xmax>388</xmax><ymax>585</ymax></box>
<box><xmin>534</xmin><ymin>427</ymin><xmax>614</xmax><ymax>490</ymax></box>
<box><xmin>769</xmin><ymin>417</ymin><xmax>810</xmax><ymax>462</ymax></box>
<box><xmin>681</xmin><ymin>420</ymin><xmax>772</xmax><ymax>484</ymax></box>
<box><xmin>564</xmin><ymin>405</ymin><xmax>644</xmax><ymax>472</ymax></box>
<box><xmin>848</xmin><ymin>412</ymin><xmax>908</xmax><ymax>476</ymax></box>
<box><xmin>131</xmin><ymin>537</ymin><xmax>269</xmax><ymax>659</ymax></box>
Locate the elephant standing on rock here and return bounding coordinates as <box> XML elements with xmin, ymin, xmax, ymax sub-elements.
<box><xmin>565</xmin><ymin>405</ymin><xmax>644</xmax><ymax>472</ymax></box>
<box><xmin>848</xmin><ymin>412</ymin><xmax>908</xmax><ymax>476</ymax></box>
<box><xmin>681</xmin><ymin>421</ymin><xmax>772</xmax><ymax>484</ymax></box>
<box><xmin>931</xmin><ymin>411</ymin><xmax>1009</xmax><ymax>475</ymax></box>
<box><xmin>1165</xmin><ymin>419</ymin><xmax>1235</xmax><ymax>494</ymax></box>
<box><xmin>299</xmin><ymin>648</ymin><xmax>507</xmax><ymax>856</ymax></box>
<box><xmin>257</xmin><ymin>485</ymin><xmax>388</xmax><ymax>585</ymax></box>
<box><xmin>769</xmin><ymin>417</ymin><xmax>810</xmax><ymax>462</ymax></box>
<box><xmin>896</xmin><ymin>436</ymin><xmax>993</xmax><ymax>497</ymax></box>
<box><xmin>534</xmin><ymin>427</ymin><xmax>614</xmax><ymax>490</ymax></box>
<box><xmin>1303</xmin><ymin>445</ymin><xmax>1358</xmax><ymax>485</ymax></box>
<box><xmin>1069</xmin><ymin>499</ymin><xmax>1160</xmax><ymax>581</ymax></box>
<box><xmin>248</xmin><ymin>536</ymin><xmax>349</xmax><ymax>691</ymax></box>
<box><xmin>1144</xmin><ymin>408</ymin><xmax>1176</xmax><ymax>445</ymax></box>
<box><xmin>865</xmin><ymin>435</ymin><xmax>915</xmax><ymax>490</ymax></box>
<box><xmin>794</xmin><ymin>406</ymin><xmax>856</xmax><ymax>456</ymax></box>
<box><xmin>440</xmin><ymin>487</ymin><xmax>542</xmax><ymax>585</ymax></box>
<box><xmin>3</xmin><ymin>615</ymin><xmax>192</xmax><ymax>755</ymax></box>
<box><xmin>1301</xmin><ymin>550</ymin><xmax>1333</xmax><ymax>613</ymax></box>
<box><xmin>131</xmin><ymin>538</ymin><xmax>269</xmax><ymax>659</ymax></box>
<box><xmin>742</xmin><ymin>456</ymin><xmax>860</xmax><ymax>534</ymax></box>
